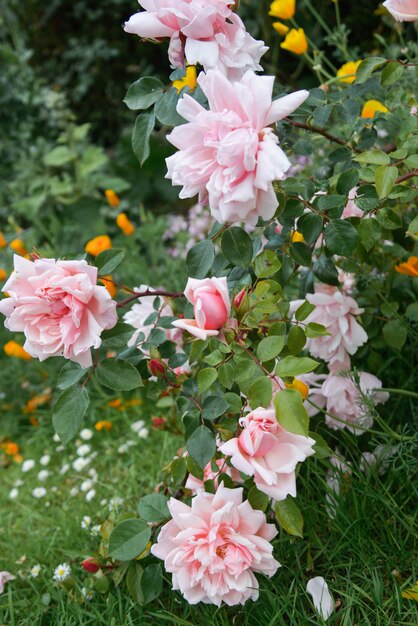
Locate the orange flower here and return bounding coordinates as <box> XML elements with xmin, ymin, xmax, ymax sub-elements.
<box><xmin>124</xmin><ymin>398</ymin><xmax>143</xmax><ymax>408</ymax></box>
<box><xmin>116</xmin><ymin>213</ymin><xmax>135</xmax><ymax>236</ymax></box>
<box><xmin>280</xmin><ymin>28</ymin><xmax>308</xmax><ymax>55</ymax></box>
<box><xmin>269</xmin><ymin>0</ymin><xmax>295</xmax><ymax>20</ymax></box>
<box><xmin>4</xmin><ymin>442</ymin><xmax>19</xmax><ymax>456</ymax></box>
<box><xmin>4</xmin><ymin>340</ymin><xmax>32</xmax><ymax>360</ymax></box>
<box><xmin>272</xmin><ymin>22</ymin><xmax>289</xmax><ymax>36</ymax></box>
<box><xmin>85</xmin><ymin>235</ymin><xmax>112</xmax><ymax>257</ymax></box>
<box><xmin>285</xmin><ymin>379</ymin><xmax>309</xmax><ymax>400</ymax></box>
<box><xmin>291</xmin><ymin>230</ymin><xmax>305</xmax><ymax>243</ymax></box>
<box><xmin>105</xmin><ymin>189</ymin><xmax>121</xmax><ymax>208</ymax></box>
<box><xmin>100</xmin><ymin>275</ymin><xmax>117</xmax><ymax>298</ymax></box>
<box><xmin>29</xmin><ymin>416</ymin><xmax>40</xmax><ymax>427</ymax></box>
<box><xmin>9</xmin><ymin>238</ymin><xmax>28</xmax><ymax>257</ymax></box>
<box><xmin>95</xmin><ymin>420</ymin><xmax>113</xmax><ymax>431</ymax></box>
<box><xmin>337</xmin><ymin>60</ymin><xmax>361</xmax><ymax>84</ymax></box>
<box><xmin>108</xmin><ymin>398</ymin><xmax>123</xmax><ymax>409</ymax></box>
<box><xmin>24</xmin><ymin>391</ymin><xmax>51</xmax><ymax>413</ymax></box>
<box><xmin>173</xmin><ymin>65</ymin><xmax>197</xmax><ymax>93</ymax></box>
<box><xmin>395</xmin><ymin>256</ymin><xmax>418</xmax><ymax>277</ymax></box>
<box><xmin>13</xmin><ymin>453</ymin><xmax>23</xmax><ymax>463</ymax></box>
<box><xmin>0</xmin><ymin>232</ymin><xmax>6</xmax><ymax>248</ymax></box>
<box><xmin>361</xmin><ymin>100</ymin><xmax>389</xmax><ymax>119</ymax></box>
<box><xmin>0</xmin><ymin>269</ymin><xmax>7</xmax><ymax>281</ymax></box>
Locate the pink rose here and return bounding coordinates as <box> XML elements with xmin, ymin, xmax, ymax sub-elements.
<box><xmin>151</xmin><ymin>483</ymin><xmax>280</xmax><ymax>605</ymax></box>
<box><xmin>166</xmin><ymin>70</ymin><xmax>309</xmax><ymax>225</ymax></box>
<box><xmin>342</xmin><ymin>187</ymin><xmax>363</xmax><ymax>219</ymax></box>
<box><xmin>0</xmin><ymin>571</ymin><xmax>16</xmax><ymax>594</ymax></box>
<box><xmin>0</xmin><ymin>255</ymin><xmax>117</xmax><ymax>368</ymax></box>
<box><xmin>321</xmin><ymin>372</ymin><xmax>389</xmax><ymax>434</ymax></box>
<box><xmin>185</xmin><ymin>458</ymin><xmax>242</xmax><ymax>494</ymax></box>
<box><xmin>172</xmin><ymin>277</ymin><xmax>230</xmax><ymax>339</ymax></box>
<box><xmin>124</xmin><ymin>0</ymin><xmax>267</xmax><ymax>79</ymax></box>
<box><xmin>383</xmin><ymin>0</ymin><xmax>418</xmax><ymax>21</ymax></box>
<box><xmin>219</xmin><ymin>408</ymin><xmax>315</xmax><ymax>500</ymax></box>
<box><xmin>301</xmin><ymin>284</ymin><xmax>368</xmax><ymax>372</ymax></box>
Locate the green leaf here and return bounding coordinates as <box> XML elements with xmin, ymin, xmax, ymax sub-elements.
<box><xmin>274</xmin><ymin>389</ymin><xmax>309</xmax><ymax>436</ymax></box>
<box><xmin>375</xmin><ymin>208</ymin><xmax>401</xmax><ymax>230</ymax></box>
<box><xmin>305</xmin><ymin>322</ymin><xmax>329</xmax><ymax>338</ymax></box>
<box><xmin>132</xmin><ymin>111</ymin><xmax>155</xmax><ymax>166</ymax></box>
<box><xmin>126</xmin><ymin>563</ymin><xmax>144</xmax><ymax>604</ymax></box>
<box><xmin>313</xmin><ymin>104</ymin><xmax>333</xmax><ymax>128</ymax></box>
<box><xmin>316</xmin><ymin>195</ymin><xmax>346</xmax><ymax>211</ymax></box>
<box><xmin>275</xmin><ymin>356</ymin><xmax>319</xmax><ymax>378</ymax></box>
<box><xmin>309</xmin><ymin>432</ymin><xmax>331</xmax><ymax>459</ymax></box>
<box><xmin>382</xmin><ymin>319</ymin><xmax>407</xmax><ymax>350</ymax></box>
<box><xmin>95</xmin><ymin>248</ymin><xmax>125</xmax><ymax>276</ymax></box>
<box><xmin>274</xmin><ymin>497</ymin><xmax>304</xmax><ymax>538</ymax></box>
<box><xmin>141</xmin><ymin>564</ymin><xmax>163</xmax><ymax>605</ymax></box>
<box><xmin>218</xmin><ymin>362</ymin><xmax>235</xmax><ymax>389</ymax></box>
<box><xmin>138</xmin><ymin>494</ymin><xmax>170</xmax><ymax>523</ymax></box>
<box><xmin>248</xmin><ymin>486</ymin><xmax>269</xmax><ymax>512</ymax></box>
<box><xmin>290</xmin><ymin>242</ymin><xmax>312</xmax><ymax>267</ymax></box>
<box><xmin>43</xmin><ymin>146</ymin><xmax>76</xmax><ymax>167</ymax></box>
<box><xmin>324</xmin><ymin>219</ymin><xmax>358</xmax><ymax>256</ymax></box>
<box><xmin>95</xmin><ymin>359</ymin><xmax>142</xmax><ymax>391</ymax></box>
<box><xmin>407</xmin><ymin>215</ymin><xmax>418</xmax><ymax>240</ymax></box>
<box><xmin>202</xmin><ymin>396</ymin><xmax>229</xmax><ymax>421</ymax></box>
<box><xmin>287</xmin><ymin>325</ymin><xmax>306</xmax><ymax>354</ymax></box>
<box><xmin>186</xmin><ymin>239</ymin><xmax>215</xmax><ymax>278</ymax></box>
<box><xmin>354</xmin><ymin>150</ymin><xmax>390</xmax><ymax>166</ymax></box>
<box><xmin>257</xmin><ymin>336</ymin><xmax>285</xmax><ymax>362</ymax></box>
<box><xmin>355</xmin><ymin>57</ymin><xmax>386</xmax><ymax>84</ymax></box>
<box><xmin>295</xmin><ymin>301</ymin><xmax>315</xmax><ymax>322</ymax></box>
<box><xmin>52</xmin><ymin>386</ymin><xmax>90</xmax><ymax>445</ymax></box>
<box><xmin>381</xmin><ymin>61</ymin><xmax>404</xmax><ymax>86</ymax></box>
<box><xmin>154</xmin><ymin>88</ymin><xmax>184</xmax><ymax>126</ymax></box>
<box><xmin>297</xmin><ymin>213</ymin><xmax>323</xmax><ymax>245</ymax></box>
<box><xmin>57</xmin><ymin>362</ymin><xmax>86</xmax><ymax>390</ymax></box>
<box><xmin>336</xmin><ymin>168</ymin><xmax>360</xmax><ymax>195</ymax></box>
<box><xmin>248</xmin><ymin>376</ymin><xmax>273</xmax><ymax>409</ymax></box>
<box><xmin>124</xmin><ymin>77</ymin><xmax>164</xmax><ymax>110</ymax></box>
<box><xmin>358</xmin><ymin>219</ymin><xmax>382</xmax><ymax>251</ymax></box>
<box><xmin>187</xmin><ymin>425</ymin><xmax>216</xmax><ymax>468</ymax></box>
<box><xmin>198</xmin><ymin>368</ymin><xmax>218</xmax><ymax>394</ymax></box>
<box><xmin>221</xmin><ymin>227</ymin><xmax>253</xmax><ymax>268</ymax></box>
<box><xmin>254</xmin><ymin>249</ymin><xmax>282</xmax><ymax>278</ymax></box>
<box><xmin>313</xmin><ymin>257</ymin><xmax>339</xmax><ymax>286</ymax></box>
<box><xmin>109</xmin><ymin>519</ymin><xmax>151</xmax><ymax>561</ymax></box>
<box><xmin>375</xmin><ymin>165</ymin><xmax>398</xmax><ymax>199</ymax></box>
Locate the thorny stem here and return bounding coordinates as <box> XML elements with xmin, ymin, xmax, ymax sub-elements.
<box><xmin>284</xmin><ymin>117</ymin><xmax>361</xmax><ymax>153</ymax></box>
<box><xmin>116</xmin><ymin>289</ymin><xmax>184</xmax><ymax>308</ymax></box>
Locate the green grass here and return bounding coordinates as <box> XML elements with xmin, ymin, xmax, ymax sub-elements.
<box><xmin>0</xmin><ymin>372</ymin><xmax>417</xmax><ymax>625</ymax></box>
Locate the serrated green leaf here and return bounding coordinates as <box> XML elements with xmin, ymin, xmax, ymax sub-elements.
<box><xmin>124</xmin><ymin>77</ymin><xmax>164</xmax><ymax>110</ymax></box>
<box><xmin>257</xmin><ymin>336</ymin><xmax>285</xmax><ymax>362</ymax></box>
<box><xmin>274</xmin><ymin>389</ymin><xmax>309</xmax><ymax>436</ymax></box>
<box><xmin>132</xmin><ymin>111</ymin><xmax>155</xmax><ymax>166</ymax></box>
<box><xmin>187</xmin><ymin>425</ymin><xmax>216</xmax><ymax>468</ymax></box>
<box><xmin>52</xmin><ymin>386</ymin><xmax>90</xmax><ymax>444</ymax></box>
<box><xmin>275</xmin><ymin>356</ymin><xmax>319</xmax><ymax>378</ymax></box>
<box><xmin>186</xmin><ymin>240</ymin><xmax>215</xmax><ymax>278</ymax></box>
<box><xmin>221</xmin><ymin>227</ymin><xmax>253</xmax><ymax>268</ymax></box>
<box><xmin>375</xmin><ymin>165</ymin><xmax>398</xmax><ymax>199</ymax></box>
<box><xmin>274</xmin><ymin>497</ymin><xmax>304</xmax><ymax>537</ymax></box>
<box><xmin>109</xmin><ymin>519</ymin><xmax>151</xmax><ymax>561</ymax></box>
<box><xmin>95</xmin><ymin>359</ymin><xmax>142</xmax><ymax>391</ymax></box>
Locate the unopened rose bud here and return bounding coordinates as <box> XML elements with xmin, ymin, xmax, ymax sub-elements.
<box><xmin>152</xmin><ymin>416</ymin><xmax>166</xmax><ymax>429</ymax></box>
<box><xmin>233</xmin><ymin>288</ymin><xmax>249</xmax><ymax>317</ymax></box>
<box><xmin>81</xmin><ymin>558</ymin><xmax>101</xmax><ymax>574</ymax></box>
<box><xmin>148</xmin><ymin>359</ymin><xmax>167</xmax><ymax>378</ymax></box>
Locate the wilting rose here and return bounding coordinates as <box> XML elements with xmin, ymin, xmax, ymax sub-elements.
<box><xmin>219</xmin><ymin>407</ymin><xmax>315</xmax><ymax>500</ymax></box>
<box><xmin>0</xmin><ymin>256</ymin><xmax>117</xmax><ymax>368</ymax></box>
<box><xmin>151</xmin><ymin>483</ymin><xmax>280</xmax><ymax>605</ymax></box>
<box><xmin>383</xmin><ymin>0</ymin><xmax>418</xmax><ymax>21</ymax></box>
<box><xmin>166</xmin><ymin>69</ymin><xmax>308</xmax><ymax>225</ymax></box>
<box><xmin>172</xmin><ymin>277</ymin><xmax>230</xmax><ymax>340</ymax></box>
<box><xmin>124</xmin><ymin>0</ymin><xmax>267</xmax><ymax>79</ymax></box>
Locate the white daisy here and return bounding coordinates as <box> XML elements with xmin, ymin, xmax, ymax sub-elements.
<box><xmin>130</xmin><ymin>420</ymin><xmax>145</xmax><ymax>433</ymax></box>
<box><xmin>85</xmin><ymin>489</ymin><xmax>96</xmax><ymax>502</ymax></box>
<box><xmin>109</xmin><ymin>496</ymin><xmax>124</xmax><ymax>511</ymax></box>
<box><xmin>22</xmin><ymin>459</ymin><xmax>35</xmax><ymax>472</ymax></box>
<box><xmin>39</xmin><ymin>455</ymin><xmax>50</xmax><ymax>466</ymax></box>
<box><xmin>81</xmin><ymin>515</ymin><xmax>91</xmax><ymax>529</ymax></box>
<box><xmin>30</xmin><ymin>564</ymin><xmax>41</xmax><ymax>578</ymax></box>
<box><xmin>9</xmin><ymin>488</ymin><xmax>19</xmax><ymax>499</ymax></box>
<box><xmin>32</xmin><ymin>487</ymin><xmax>47</xmax><ymax>498</ymax></box>
<box><xmin>37</xmin><ymin>470</ymin><xmax>49</xmax><ymax>482</ymax></box>
<box><xmin>76</xmin><ymin>444</ymin><xmax>91</xmax><ymax>457</ymax></box>
<box><xmin>72</xmin><ymin>457</ymin><xmax>90</xmax><ymax>472</ymax></box>
<box><xmin>81</xmin><ymin>586</ymin><xmax>93</xmax><ymax>601</ymax></box>
<box><xmin>80</xmin><ymin>429</ymin><xmax>93</xmax><ymax>441</ymax></box>
<box><xmin>80</xmin><ymin>480</ymin><xmax>95</xmax><ymax>493</ymax></box>
<box><xmin>90</xmin><ymin>524</ymin><xmax>101</xmax><ymax>536</ymax></box>
<box><xmin>53</xmin><ymin>563</ymin><xmax>71</xmax><ymax>582</ymax></box>
<box><xmin>60</xmin><ymin>463</ymin><xmax>70</xmax><ymax>475</ymax></box>
<box><xmin>137</xmin><ymin>427</ymin><xmax>149</xmax><ymax>439</ymax></box>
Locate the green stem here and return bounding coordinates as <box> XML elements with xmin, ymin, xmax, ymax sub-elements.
<box><xmin>378</xmin><ymin>387</ymin><xmax>418</xmax><ymax>400</ymax></box>
<box><xmin>303</xmin><ymin>0</ymin><xmax>333</xmax><ymax>37</ymax></box>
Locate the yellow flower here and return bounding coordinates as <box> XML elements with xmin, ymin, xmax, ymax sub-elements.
<box><xmin>361</xmin><ymin>99</ymin><xmax>389</xmax><ymax>119</ymax></box>
<box><xmin>0</xmin><ymin>269</ymin><xmax>7</xmax><ymax>281</ymax></box>
<box><xmin>108</xmin><ymin>398</ymin><xmax>123</xmax><ymax>409</ymax></box>
<box><xmin>116</xmin><ymin>212</ymin><xmax>135</xmax><ymax>236</ymax></box>
<box><xmin>272</xmin><ymin>22</ymin><xmax>289</xmax><ymax>36</ymax></box>
<box><xmin>85</xmin><ymin>235</ymin><xmax>112</xmax><ymax>257</ymax></box>
<box><xmin>173</xmin><ymin>65</ymin><xmax>197</xmax><ymax>93</ymax></box>
<box><xmin>269</xmin><ymin>0</ymin><xmax>295</xmax><ymax>20</ymax></box>
<box><xmin>105</xmin><ymin>189</ymin><xmax>121</xmax><ymax>207</ymax></box>
<box><xmin>337</xmin><ymin>60</ymin><xmax>361</xmax><ymax>84</ymax></box>
<box><xmin>395</xmin><ymin>256</ymin><xmax>418</xmax><ymax>277</ymax></box>
<box><xmin>9</xmin><ymin>238</ymin><xmax>28</xmax><ymax>257</ymax></box>
<box><xmin>95</xmin><ymin>420</ymin><xmax>113</xmax><ymax>431</ymax></box>
<box><xmin>4</xmin><ymin>340</ymin><xmax>32</xmax><ymax>360</ymax></box>
<box><xmin>285</xmin><ymin>379</ymin><xmax>309</xmax><ymax>400</ymax></box>
<box><xmin>3</xmin><ymin>442</ymin><xmax>19</xmax><ymax>456</ymax></box>
<box><xmin>402</xmin><ymin>581</ymin><xmax>418</xmax><ymax>602</ymax></box>
<box><xmin>13</xmin><ymin>453</ymin><xmax>23</xmax><ymax>463</ymax></box>
<box><xmin>291</xmin><ymin>230</ymin><xmax>305</xmax><ymax>243</ymax></box>
<box><xmin>99</xmin><ymin>275</ymin><xmax>117</xmax><ymax>298</ymax></box>
<box><xmin>0</xmin><ymin>232</ymin><xmax>6</xmax><ymax>248</ymax></box>
<box><xmin>280</xmin><ymin>28</ymin><xmax>308</xmax><ymax>55</ymax></box>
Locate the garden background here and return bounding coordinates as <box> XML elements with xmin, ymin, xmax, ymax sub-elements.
<box><xmin>0</xmin><ymin>1</ymin><xmax>417</xmax><ymax>625</ymax></box>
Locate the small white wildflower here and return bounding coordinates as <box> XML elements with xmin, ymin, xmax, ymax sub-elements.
<box><xmin>72</xmin><ymin>457</ymin><xmax>90</xmax><ymax>472</ymax></box>
<box><xmin>51</xmin><ymin>486</ymin><xmax>58</xmax><ymax>493</ymax></box>
<box><xmin>9</xmin><ymin>488</ymin><xmax>19</xmax><ymax>499</ymax></box>
<box><xmin>100</xmin><ymin>498</ymin><xmax>107</xmax><ymax>506</ymax></box>
<box><xmin>81</xmin><ymin>515</ymin><xmax>91</xmax><ymax>529</ymax></box>
<box><xmin>81</xmin><ymin>586</ymin><xmax>93</xmax><ymax>601</ymax></box>
<box><xmin>131</xmin><ymin>420</ymin><xmax>145</xmax><ymax>434</ymax></box>
<box><xmin>118</xmin><ymin>444</ymin><xmax>129</xmax><ymax>454</ymax></box>
<box><xmin>22</xmin><ymin>459</ymin><xmax>35</xmax><ymax>472</ymax></box>
<box><xmin>76</xmin><ymin>444</ymin><xmax>91</xmax><ymax>457</ymax></box>
<box><xmin>87</xmin><ymin>468</ymin><xmax>98</xmax><ymax>480</ymax></box>
<box><xmin>55</xmin><ymin>445</ymin><xmax>65</xmax><ymax>453</ymax></box>
<box><xmin>89</xmin><ymin>451</ymin><xmax>98</xmax><ymax>460</ymax></box>
<box><xmin>90</xmin><ymin>524</ymin><xmax>101</xmax><ymax>536</ymax></box>
<box><xmin>52</xmin><ymin>433</ymin><xmax>60</xmax><ymax>443</ymax></box>
<box><xmin>53</xmin><ymin>563</ymin><xmax>71</xmax><ymax>582</ymax></box>
<box><xmin>85</xmin><ymin>489</ymin><xmax>96</xmax><ymax>502</ymax></box>
<box><xmin>80</xmin><ymin>480</ymin><xmax>95</xmax><ymax>493</ymax></box>
<box><xmin>69</xmin><ymin>487</ymin><xmax>79</xmax><ymax>497</ymax></box>
<box><xmin>37</xmin><ymin>470</ymin><xmax>49</xmax><ymax>482</ymax></box>
<box><xmin>60</xmin><ymin>463</ymin><xmax>70</xmax><ymax>475</ymax></box>
<box><xmin>32</xmin><ymin>487</ymin><xmax>47</xmax><ymax>498</ymax></box>
<box><xmin>80</xmin><ymin>428</ymin><xmax>93</xmax><ymax>441</ymax></box>
<box><xmin>14</xmin><ymin>479</ymin><xmax>24</xmax><ymax>487</ymax></box>
<box><xmin>39</xmin><ymin>455</ymin><xmax>50</xmax><ymax>466</ymax></box>
<box><xmin>30</xmin><ymin>564</ymin><xmax>41</xmax><ymax>578</ymax></box>
<box><xmin>109</xmin><ymin>496</ymin><xmax>124</xmax><ymax>511</ymax></box>
<box><xmin>137</xmin><ymin>427</ymin><xmax>149</xmax><ymax>439</ymax></box>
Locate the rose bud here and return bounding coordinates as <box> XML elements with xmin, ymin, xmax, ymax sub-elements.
<box><xmin>81</xmin><ymin>557</ymin><xmax>101</xmax><ymax>574</ymax></box>
<box><xmin>147</xmin><ymin>359</ymin><xmax>167</xmax><ymax>378</ymax></box>
<box><xmin>233</xmin><ymin>288</ymin><xmax>249</xmax><ymax>317</ymax></box>
<box><xmin>152</xmin><ymin>416</ymin><xmax>166</xmax><ymax>429</ymax></box>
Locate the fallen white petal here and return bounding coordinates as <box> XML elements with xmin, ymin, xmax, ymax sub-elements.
<box><xmin>306</xmin><ymin>576</ymin><xmax>334</xmax><ymax>620</ymax></box>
